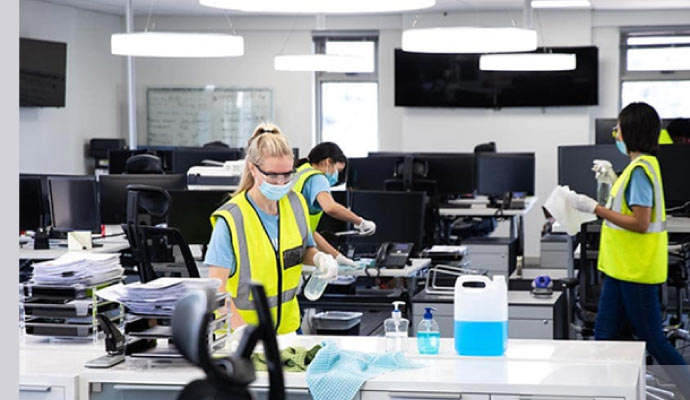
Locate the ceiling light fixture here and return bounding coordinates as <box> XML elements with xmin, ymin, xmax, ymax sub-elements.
<box><xmin>479</xmin><ymin>53</ymin><xmax>577</xmax><ymax>71</ymax></box>
<box><xmin>199</xmin><ymin>0</ymin><xmax>435</xmax><ymax>13</ymax></box>
<box><xmin>402</xmin><ymin>27</ymin><xmax>538</xmax><ymax>54</ymax></box>
<box><xmin>531</xmin><ymin>0</ymin><xmax>591</xmax><ymax>9</ymax></box>
<box><xmin>111</xmin><ymin>32</ymin><xmax>244</xmax><ymax>57</ymax></box>
<box><xmin>274</xmin><ymin>54</ymin><xmax>372</xmax><ymax>73</ymax></box>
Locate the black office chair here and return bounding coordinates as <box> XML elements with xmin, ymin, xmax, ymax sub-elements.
<box><xmin>122</xmin><ymin>184</ymin><xmax>200</xmax><ymax>283</ymax></box>
<box><xmin>173</xmin><ymin>283</ymin><xmax>285</xmax><ymax>400</ymax></box>
<box><xmin>126</xmin><ymin>154</ymin><xmax>164</xmax><ymax>174</ymax></box>
<box><xmin>202</xmin><ymin>140</ymin><xmax>230</xmax><ymax>148</ymax></box>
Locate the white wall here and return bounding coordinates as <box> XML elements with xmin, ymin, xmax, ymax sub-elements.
<box><xmin>19</xmin><ymin>0</ymin><xmax>125</xmax><ymax>175</ymax></box>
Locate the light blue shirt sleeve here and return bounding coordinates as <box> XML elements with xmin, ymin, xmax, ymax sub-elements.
<box><xmin>203</xmin><ymin>218</ymin><xmax>236</xmax><ymax>275</ymax></box>
<box><xmin>624</xmin><ymin>166</ymin><xmax>654</xmax><ymax>208</ymax></box>
<box><xmin>301</xmin><ymin>174</ymin><xmax>331</xmax><ymax>214</ymax></box>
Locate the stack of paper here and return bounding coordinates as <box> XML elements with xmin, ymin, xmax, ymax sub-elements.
<box><xmin>96</xmin><ymin>278</ymin><xmax>221</xmax><ymax>316</ymax></box>
<box><xmin>32</xmin><ymin>253</ymin><xmax>123</xmax><ymax>286</ymax></box>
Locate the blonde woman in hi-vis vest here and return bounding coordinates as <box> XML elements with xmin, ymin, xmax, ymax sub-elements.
<box><xmin>204</xmin><ymin>123</ymin><xmax>338</xmax><ymax>335</ymax></box>
<box><xmin>567</xmin><ymin>102</ymin><xmax>690</xmax><ymax>397</ymax></box>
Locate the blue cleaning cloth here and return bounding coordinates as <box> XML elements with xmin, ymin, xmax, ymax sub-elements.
<box><xmin>337</xmin><ymin>258</ymin><xmax>374</xmax><ymax>272</ymax></box>
<box><xmin>306</xmin><ymin>340</ymin><xmax>423</xmax><ymax>400</ymax></box>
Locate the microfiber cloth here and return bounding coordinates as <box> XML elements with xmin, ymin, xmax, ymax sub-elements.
<box><xmin>338</xmin><ymin>258</ymin><xmax>375</xmax><ymax>273</ymax></box>
<box><xmin>306</xmin><ymin>340</ymin><xmax>423</xmax><ymax>400</ymax></box>
<box><xmin>251</xmin><ymin>344</ymin><xmax>322</xmax><ymax>373</ymax></box>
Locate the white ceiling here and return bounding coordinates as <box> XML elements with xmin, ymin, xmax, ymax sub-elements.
<box><xmin>35</xmin><ymin>0</ymin><xmax>690</xmax><ymax>16</ymax></box>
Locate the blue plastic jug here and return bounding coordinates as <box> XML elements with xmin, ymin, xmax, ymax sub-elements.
<box><xmin>454</xmin><ymin>275</ymin><xmax>508</xmax><ymax>356</ymax></box>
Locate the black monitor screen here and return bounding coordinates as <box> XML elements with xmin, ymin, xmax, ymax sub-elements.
<box><xmin>171</xmin><ymin>148</ymin><xmax>243</xmax><ymax>174</ymax></box>
<box><xmin>420</xmin><ymin>153</ymin><xmax>475</xmax><ymax>196</ymax></box>
<box><xmin>48</xmin><ymin>176</ymin><xmax>100</xmax><ymax>233</ymax></box>
<box><xmin>346</xmin><ymin>157</ymin><xmax>401</xmax><ymax>191</ymax></box>
<box><xmin>99</xmin><ymin>174</ymin><xmax>187</xmax><ymax>224</ymax></box>
<box><xmin>20</xmin><ymin>38</ymin><xmax>67</xmax><ymax>107</ymax></box>
<box><xmin>658</xmin><ymin>144</ymin><xmax>690</xmax><ymax>208</ymax></box>
<box><xmin>395</xmin><ymin>46</ymin><xmax>598</xmax><ymax>108</ymax></box>
<box><xmin>558</xmin><ymin>145</ymin><xmax>629</xmax><ymax>199</ymax></box>
<box><xmin>475</xmin><ymin>153</ymin><xmax>535</xmax><ymax>196</ymax></box>
<box><xmin>315</xmin><ymin>190</ymin><xmax>349</xmax><ymax>234</ymax></box>
<box><xmin>20</xmin><ymin>175</ymin><xmax>44</xmax><ymax>231</ymax></box>
<box><xmin>167</xmin><ymin>190</ymin><xmax>230</xmax><ymax>245</ymax></box>
<box><xmin>349</xmin><ymin>190</ymin><xmax>425</xmax><ymax>253</ymax></box>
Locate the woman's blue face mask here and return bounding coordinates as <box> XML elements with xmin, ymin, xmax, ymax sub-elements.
<box><xmin>326</xmin><ymin>169</ymin><xmax>339</xmax><ymax>186</ymax></box>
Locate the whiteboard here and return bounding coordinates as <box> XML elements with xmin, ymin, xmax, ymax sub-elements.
<box><xmin>146</xmin><ymin>87</ymin><xmax>274</xmax><ymax>147</ymax></box>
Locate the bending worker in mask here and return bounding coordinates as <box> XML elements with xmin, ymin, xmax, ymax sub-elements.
<box><xmin>205</xmin><ymin>124</ymin><xmax>338</xmax><ymax>334</ymax></box>
<box><xmin>292</xmin><ymin>142</ymin><xmax>377</xmax><ymax>267</ymax></box>
<box><xmin>567</xmin><ymin>102</ymin><xmax>690</xmax><ymax>396</ymax></box>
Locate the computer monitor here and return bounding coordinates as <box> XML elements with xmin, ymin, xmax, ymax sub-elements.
<box><xmin>167</xmin><ymin>190</ymin><xmax>230</xmax><ymax>245</ymax></box>
<box><xmin>349</xmin><ymin>190</ymin><xmax>426</xmax><ymax>254</ymax></box>
<box><xmin>558</xmin><ymin>145</ymin><xmax>628</xmax><ymax>199</ymax></box>
<box><xmin>99</xmin><ymin>174</ymin><xmax>187</xmax><ymax>224</ymax></box>
<box><xmin>475</xmin><ymin>152</ymin><xmax>535</xmax><ymax>197</ymax></box>
<box><xmin>315</xmin><ymin>190</ymin><xmax>349</xmax><ymax>234</ymax></box>
<box><xmin>20</xmin><ymin>175</ymin><xmax>45</xmax><ymax>231</ymax></box>
<box><xmin>658</xmin><ymin>144</ymin><xmax>690</xmax><ymax>209</ymax></box>
<box><xmin>170</xmin><ymin>148</ymin><xmax>243</xmax><ymax>174</ymax></box>
<box><xmin>419</xmin><ymin>153</ymin><xmax>475</xmax><ymax>197</ymax></box>
<box><xmin>48</xmin><ymin>176</ymin><xmax>101</xmax><ymax>233</ymax></box>
<box><xmin>346</xmin><ymin>156</ymin><xmax>401</xmax><ymax>191</ymax></box>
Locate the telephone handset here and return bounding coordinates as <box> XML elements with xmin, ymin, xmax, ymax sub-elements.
<box><xmin>375</xmin><ymin>242</ymin><xmax>414</xmax><ymax>269</ymax></box>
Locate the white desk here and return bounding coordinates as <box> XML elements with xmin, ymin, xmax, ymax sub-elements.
<box><xmin>552</xmin><ymin>216</ymin><xmax>690</xmax><ymax>234</ymax></box>
<box><xmin>19</xmin><ymin>236</ymin><xmax>130</xmax><ymax>260</ymax></box>
<box><xmin>440</xmin><ymin>197</ymin><xmax>538</xmax><ymax>260</ymax></box>
<box><xmin>34</xmin><ymin>335</ymin><xmax>645</xmax><ymax>400</ymax></box>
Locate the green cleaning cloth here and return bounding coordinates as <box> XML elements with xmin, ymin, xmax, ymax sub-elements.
<box><xmin>251</xmin><ymin>344</ymin><xmax>323</xmax><ymax>373</ymax></box>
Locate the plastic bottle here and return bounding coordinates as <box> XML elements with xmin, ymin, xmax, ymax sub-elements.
<box><xmin>454</xmin><ymin>275</ymin><xmax>508</xmax><ymax>356</ymax></box>
<box><xmin>384</xmin><ymin>301</ymin><xmax>409</xmax><ymax>353</ymax></box>
<box><xmin>417</xmin><ymin>307</ymin><xmax>440</xmax><ymax>355</ymax></box>
<box><xmin>303</xmin><ymin>271</ymin><xmax>330</xmax><ymax>301</ymax></box>
<box><xmin>593</xmin><ymin>159</ymin><xmax>613</xmax><ymax>206</ymax></box>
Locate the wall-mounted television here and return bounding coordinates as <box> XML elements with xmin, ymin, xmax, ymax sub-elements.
<box><xmin>395</xmin><ymin>46</ymin><xmax>598</xmax><ymax>108</ymax></box>
<box><xmin>20</xmin><ymin>38</ymin><xmax>67</xmax><ymax>107</ymax></box>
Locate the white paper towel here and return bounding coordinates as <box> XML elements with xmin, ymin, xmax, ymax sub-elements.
<box><xmin>544</xmin><ymin>186</ymin><xmax>597</xmax><ymax>235</ymax></box>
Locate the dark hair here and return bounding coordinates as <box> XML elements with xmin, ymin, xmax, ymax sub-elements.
<box><xmin>667</xmin><ymin>118</ymin><xmax>690</xmax><ymax>141</ymax></box>
<box><xmin>618</xmin><ymin>102</ymin><xmax>661</xmax><ymax>156</ymax></box>
<box><xmin>296</xmin><ymin>142</ymin><xmax>347</xmax><ymax>168</ymax></box>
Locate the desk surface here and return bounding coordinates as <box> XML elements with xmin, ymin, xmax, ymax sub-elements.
<box><xmin>19</xmin><ymin>236</ymin><xmax>130</xmax><ymax>260</ymax></box>
<box><xmin>72</xmin><ymin>335</ymin><xmax>642</xmax><ymax>399</ymax></box>
<box><xmin>440</xmin><ymin>196</ymin><xmax>539</xmax><ymax>217</ymax></box>
<box><xmin>303</xmin><ymin>258</ymin><xmax>431</xmax><ymax>278</ymax></box>
<box><xmin>18</xmin><ymin>334</ymin><xmax>644</xmax><ymax>400</ymax></box>
<box><xmin>413</xmin><ymin>289</ymin><xmax>563</xmax><ymax>306</ymax></box>
<box><xmin>552</xmin><ymin>216</ymin><xmax>690</xmax><ymax>234</ymax></box>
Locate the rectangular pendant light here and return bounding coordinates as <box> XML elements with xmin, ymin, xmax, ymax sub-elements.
<box><xmin>111</xmin><ymin>32</ymin><xmax>244</xmax><ymax>58</ymax></box>
<box><xmin>531</xmin><ymin>0</ymin><xmax>591</xmax><ymax>9</ymax></box>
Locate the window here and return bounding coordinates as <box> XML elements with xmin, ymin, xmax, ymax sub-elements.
<box><xmin>620</xmin><ymin>30</ymin><xmax>690</xmax><ymax>118</ymax></box>
<box><xmin>314</xmin><ymin>31</ymin><xmax>379</xmax><ymax>157</ymax></box>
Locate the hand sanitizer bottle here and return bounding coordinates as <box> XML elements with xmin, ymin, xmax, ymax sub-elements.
<box><xmin>417</xmin><ymin>307</ymin><xmax>440</xmax><ymax>355</ymax></box>
<box><xmin>384</xmin><ymin>301</ymin><xmax>409</xmax><ymax>353</ymax></box>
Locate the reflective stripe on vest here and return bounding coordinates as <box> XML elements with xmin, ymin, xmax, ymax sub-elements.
<box><xmin>292</xmin><ymin>163</ymin><xmax>324</xmax><ymax>232</ymax></box>
<box><xmin>598</xmin><ymin>155</ymin><xmax>668</xmax><ymax>284</ymax></box>
<box><xmin>210</xmin><ymin>190</ymin><xmax>310</xmax><ymax>334</ymax></box>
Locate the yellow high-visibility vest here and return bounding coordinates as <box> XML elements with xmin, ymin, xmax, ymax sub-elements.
<box><xmin>292</xmin><ymin>163</ymin><xmax>325</xmax><ymax>232</ymax></box>
<box><xmin>598</xmin><ymin>155</ymin><xmax>668</xmax><ymax>284</ymax></box>
<box><xmin>210</xmin><ymin>191</ymin><xmax>310</xmax><ymax>334</ymax></box>
<box><xmin>659</xmin><ymin>129</ymin><xmax>673</xmax><ymax>145</ymax></box>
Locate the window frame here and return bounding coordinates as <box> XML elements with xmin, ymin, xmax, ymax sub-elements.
<box><xmin>620</xmin><ymin>28</ymin><xmax>690</xmax><ymax>113</ymax></box>
<box><xmin>313</xmin><ymin>30</ymin><xmax>380</xmax><ymax>145</ymax></box>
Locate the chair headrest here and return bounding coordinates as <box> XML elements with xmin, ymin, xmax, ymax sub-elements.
<box><xmin>172</xmin><ymin>287</ymin><xmax>216</xmax><ymax>366</ymax></box>
<box><xmin>126</xmin><ymin>184</ymin><xmax>171</xmax><ymax>217</ymax></box>
<box><xmin>126</xmin><ymin>154</ymin><xmax>164</xmax><ymax>174</ymax></box>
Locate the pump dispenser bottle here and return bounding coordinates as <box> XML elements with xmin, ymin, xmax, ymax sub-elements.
<box><xmin>417</xmin><ymin>307</ymin><xmax>440</xmax><ymax>354</ymax></box>
<box><xmin>384</xmin><ymin>301</ymin><xmax>409</xmax><ymax>353</ymax></box>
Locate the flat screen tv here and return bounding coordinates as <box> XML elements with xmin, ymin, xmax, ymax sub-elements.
<box><xmin>395</xmin><ymin>46</ymin><xmax>598</xmax><ymax>108</ymax></box>
<box><xmin>20</xmin><ymin>38</ymin><xmax>67</xmax><ymax>107</ymax></box>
